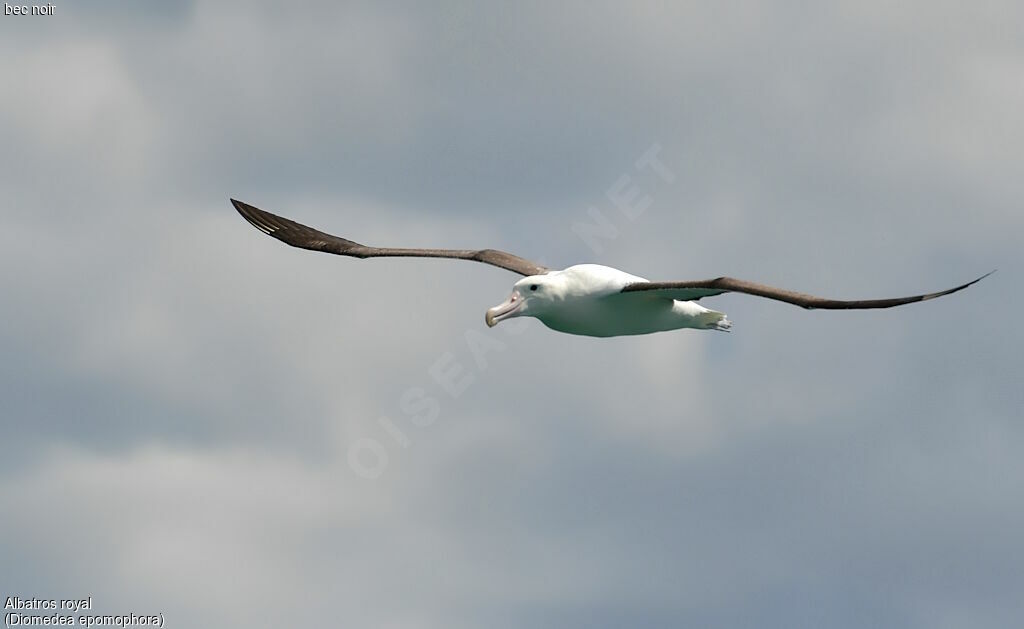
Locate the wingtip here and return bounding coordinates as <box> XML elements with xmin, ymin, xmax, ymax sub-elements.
<box><xmin>969</xmin><ymin>269</ymin><xmax>997</xmax><ymax>286</ymax></box>
<box><xmin>230</xmin><ymin>198</ymin><xmax>278</xmax><ymax>236</ymax></box>
<box><xmin>231</xmin><ymin>198</ymin><xmax>265</xmax><ymax>224</ymax></box>
<box><xmin>920</xmin><ymin>269</ymin><xmax>996</xmax><ymax>303</ymax></box>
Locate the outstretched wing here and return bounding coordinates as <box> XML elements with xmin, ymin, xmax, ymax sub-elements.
<box><xmin>620</xmin><ymin>272</ymin><xmax>994</xmax><ymax>310</ymax></box>
<box><xmin>232</xmin><ymin>199</ymin><xmax>549</xmax><ymax>277</ymax></box>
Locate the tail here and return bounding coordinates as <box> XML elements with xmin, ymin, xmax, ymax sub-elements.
<box><xmin>698</xmin><ymin>309</ymin><xmax>732</xmax><ymax>332</ymax></box>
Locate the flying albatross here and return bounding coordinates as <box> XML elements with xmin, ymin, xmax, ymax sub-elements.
<box><xmin>231</xmin><ymin>199</ymin><xmax>991</xmax><ymax>338</ymax></box>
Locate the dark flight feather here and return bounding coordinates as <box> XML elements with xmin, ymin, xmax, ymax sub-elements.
<box><xmin>232</xmin><ymin>199</ymin><xmax>549</xmax><ymax>277</ymax></box>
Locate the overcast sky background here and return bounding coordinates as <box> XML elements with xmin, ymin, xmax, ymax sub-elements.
<box><xmin>1</xmin><ymin>2</ymin><xmax>1022</xmax><ymax>627</ymax></box>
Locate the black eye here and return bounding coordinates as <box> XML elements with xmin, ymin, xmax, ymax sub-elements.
<box><xmin>530</xmin><ymin>284</ymin><xmax>538</xmax><ymax>291</ymax></box>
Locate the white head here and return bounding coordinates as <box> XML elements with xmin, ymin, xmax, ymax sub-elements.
<box><xmin>485</xmin><ymin>274</ymin><xmax>562</xmax><ymax>327</ymax></box>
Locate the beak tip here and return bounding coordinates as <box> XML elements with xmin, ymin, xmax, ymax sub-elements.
<box><xmin>485</xmin><ymin>312</ymin><xmax>496</xmax><ymax>327</ymax></box>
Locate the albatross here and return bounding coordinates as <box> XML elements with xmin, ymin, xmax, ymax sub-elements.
<box><xmin>231</xmin><ymin>199</ymin><xmax>991</xmax><ymax>338</ymax></box>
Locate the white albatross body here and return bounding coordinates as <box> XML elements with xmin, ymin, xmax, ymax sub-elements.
<box><xmin>485</xmin><ymin>264</ymin><xmax>731</xmax><ymax>337</ymax></box>
<box><xmin>230</xmin><ymin>199</ymin><xmax>992</xmax><ymax>338</ymax></box>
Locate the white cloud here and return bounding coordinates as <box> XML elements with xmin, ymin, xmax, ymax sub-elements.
<box><xmin>0</xmin><ymin>41</ymin><xmax>159</xmax><ymax>183</ymax></box>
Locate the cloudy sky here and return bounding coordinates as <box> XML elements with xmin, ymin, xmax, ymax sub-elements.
<box><xmin>1</xmin><ymin>2</ymin><xmax>1022</xmax><ymax>627</ymax></box>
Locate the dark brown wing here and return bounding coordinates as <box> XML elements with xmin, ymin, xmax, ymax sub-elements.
<box><xmin>232</xmin><ymin>199</ymin><xmax>549</xmax><ymax>277</ymax></box>
<box><xmin>620</xmin><ymin>272</ymin><xmax>994</xmax><ymax>309</ymax></box>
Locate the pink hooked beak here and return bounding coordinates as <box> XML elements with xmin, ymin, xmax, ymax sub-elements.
<box><xmin>485</xmin><ymin>292</ymin><xmax>523</xmax><ymax>327</ymax></box>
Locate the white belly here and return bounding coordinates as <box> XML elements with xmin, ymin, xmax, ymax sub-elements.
<box><xmin>536</xmin><ymin>294</ymin><xmax>716</xmax><ymax>337</ymax></box>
